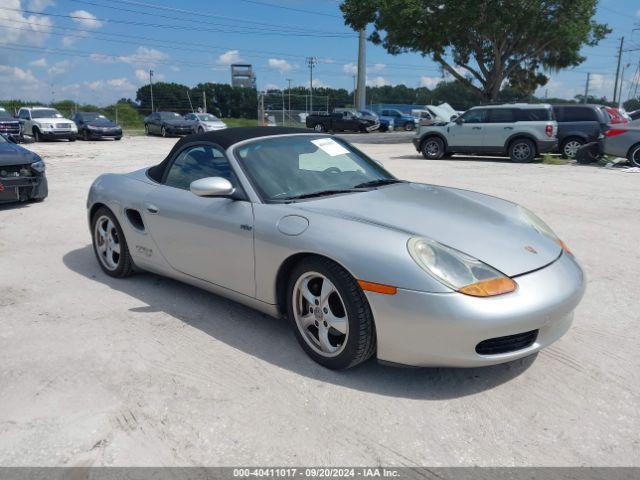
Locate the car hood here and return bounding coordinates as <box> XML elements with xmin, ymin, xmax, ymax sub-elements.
<box><xmin>0</xmin><ymin>143</ymin><xmax>39</xmax><ymax>166</ymax></box>
<box><xmin>202</xmin><ymin>121</ymin><xmax>226</xmax><ymax>127</ymax></box>
<box><xmin>0</xmin><ymin>116</ymin><xmax>18</xmax><ymax>122</ymax></box>
<box><xmin>295</xmin><ymin>183</ymin><xmax>562</xmax><ymax>277</ymax></box>
<box><xmin>33</xmin><ymin>117</ymin><xmax>71</xmax><ymax>123</ymax></box>
<box><xmin>89</xmin><ymin>120</ymin><xmax>118</xmax><ymax>127</ymax></box>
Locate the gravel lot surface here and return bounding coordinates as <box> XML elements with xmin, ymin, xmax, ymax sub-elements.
<box><xmin>1</xmin><ymin>134</ymin><xmax>638</xmax><ymax>466</ymax></box>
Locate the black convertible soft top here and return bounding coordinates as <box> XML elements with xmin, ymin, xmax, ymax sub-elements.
<box><xmin>148</xmin><ymin>126</ymin><xmax>313</xmax><ymax>182</ymax></box>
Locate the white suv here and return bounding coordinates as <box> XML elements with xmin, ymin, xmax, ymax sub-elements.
<box><xmin>17</xmin><ymin>107</ymin><xmax>77</xmax><ymax>142</ymax></box>
<box><xmin>413</xmin><ymin>104</ymin><xmax>557</xmax><ymax>163</ymax></box>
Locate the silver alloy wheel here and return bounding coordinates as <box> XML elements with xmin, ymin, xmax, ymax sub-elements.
<box><xmin>513</xmin><ymin>143</ymin><xmax>532</xmax><ymax>161</ymax></box>
<box><xmin>94</xmin><ymin>215</ymin><xmax>121</xmax><ymax>271</ymax></box>
<box><xmin>314</xmin><ymin>124</ymin><xmax>324</xmax><ymax>132</ymax></box>
<box><xmin>424</xmin><ymin>139</ymin><xmax>441</xmax><ymax>157</ymax></box>
<box><xmin>292</xmin><ymin>271</ymin><xmax>349</xmax><ymax>357</ymax></box>
<box><xmin>631</xmin><ymin>146</ymin><xmax>640</xmax><ymax>167</ymax></box>
<box><xmin>563</xmin><ymin>140</ymin><xmax>582</xmax><ymax>158</ymax></box>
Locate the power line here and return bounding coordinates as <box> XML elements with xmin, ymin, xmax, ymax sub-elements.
<box><xmin>66</xmin><ymin>0</ymin><xmax>353</xmax><ymax>36</ymax></box>
<box><xmin>0</xmin><ymin>7</ymin><xmax>353</xmax><ymax>37</ymax></box>
<box><xmin>230</xmin><ymin>0</ymin><xmax>341</xmax><ymax>18</ymax></box>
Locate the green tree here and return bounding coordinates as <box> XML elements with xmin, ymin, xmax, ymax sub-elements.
<box><xmin>340</xmin><ymin>0</ymin><xmax>610</xmax><ymax>101</ymax></box>
<box><xmin>136</xmin><ymin>82</ymin><xmax>192</xmax><ymax>114</ymax></box>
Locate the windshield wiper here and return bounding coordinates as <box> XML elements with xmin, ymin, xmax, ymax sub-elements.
<box><xmin>282</xmin><ymin>188</ymin><xmax>363</xmax><ymax>201</ymax></box>
<box><xmin>353</xmin><ymin>178</ymin><xmax>404</xmax><ymax>189</ymax></box>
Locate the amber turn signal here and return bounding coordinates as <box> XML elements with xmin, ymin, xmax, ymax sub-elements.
<box><xmin>558</xmin><ymin>240</ymin><xmax>572</xmax><ymax>255</ymax></box>
<box><xmin>458</xmin><ymin>277</ymin><xmax>517</xmax><ymax>297</ymax></box>
<box><xmin>358</xmin><ymin>280</ymin><xmax>397</xmax><ymax>295</ymax></box>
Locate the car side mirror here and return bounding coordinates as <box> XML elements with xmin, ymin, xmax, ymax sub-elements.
<box><xmin>190</xmin><ymin>177</ymin><xmax>235</xmax><ymax>197</ymax></box>
<box><xmin>454</xmin><ymin>116</ymin><xmax>463</xmax><ymax>124</ymax></box>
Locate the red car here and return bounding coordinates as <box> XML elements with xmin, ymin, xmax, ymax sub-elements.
<box><xmin>604</xmin><ymin>106</ymin><xmax>628</xmax><ymax>125</ymax></box>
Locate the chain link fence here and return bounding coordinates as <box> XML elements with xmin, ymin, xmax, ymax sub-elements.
<box><xmin>258</xmin><ymin>92</ymin><xmax>330</xmax><ymax>127</ymax></box>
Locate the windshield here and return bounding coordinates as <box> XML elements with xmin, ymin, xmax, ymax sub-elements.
<box><xmin>32</xmin><ymin>109</ymin><xmax>63</xmax><ymax>119</ymax></box>
<box><xmin>81</xmin><ymin>113</ymin><xmax>108</xmax><ymax>122</ymax></box>
<box><xmin>0</xmin><ymin>107</ymin><xmax>7</xmax><ymax>114</ymax></box>
<box><xmin>160</xmin><ymin>112</ymin><xmax>182</xmax><ymax>120</ymax></box>
<box><xmin>235</xmin><ymin>135</ymin><xmax>396</xmax><ymax>202</ymax></box>
<box><xmin>197</xmin><ymin>114</ymin><xmax>219</xmax><ymax>121</ymax></box>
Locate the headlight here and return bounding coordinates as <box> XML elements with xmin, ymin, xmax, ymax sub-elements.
<box><xmin>39</xmin><ymin>123</ymin><xmax>52</xmax><ymax>129</ymax></box>
<box><xmin>407</xmin><ymin>237</ymin><xmax>517</xmax><ymax>297</ymax></box>
<box><xmin>30</xmin><ymin>160</ymin><xmax>45</xmax><ymax>173</ymax></box>
<box><xmin>518</xmin><ymin>206</ymin><xmax>572</xmax><ymax>254</ymax></box>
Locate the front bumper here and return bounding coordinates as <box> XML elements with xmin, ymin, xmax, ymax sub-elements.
<box><xmin>367</xmin><ymin>252</ymin><xmax>585</xmax><ymax>367</ymax></box>
<box><xmin>40</xmin><ymin>130</ymin><xmax>76</xmax><ymax>139</ymax></box>
<box><xmin>536</xmin><ymin>138</ymin><xmax>558</xmax><ymax>154</ymax></box>
<box><xmin>0</xmin><ymin>173</ymin><xmax>48</xmax><ymax>203</ymax></box>
<box><xmin>166</xmin><ymin>126</ymin><xmax>195</xmax><ymax>135</ymax></box>
<box><xmin>85</xmin><ymin>128</ymin><xmax>122</xmax><ymax>138</ymax></box>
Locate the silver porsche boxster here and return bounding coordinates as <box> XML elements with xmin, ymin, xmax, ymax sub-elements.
<box><xmin>87</xmin><ymin>127</ymin><xmax>585</xmax><ymax>369</ymax></box>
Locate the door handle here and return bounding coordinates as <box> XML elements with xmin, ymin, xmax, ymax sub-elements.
<box><xmin>145</xmin><ymin>203</ymin><xmax>159</xmax><ymax>214</ymax></box>
<box><xmin>472</xmin><ymin>127</ymin><xmax>482</xmax><ymax>130</ymax></box>
<box><xmin>504</xmin><ymin>126</ymin><xmax>514</xmax><ymax>130</ymax></box>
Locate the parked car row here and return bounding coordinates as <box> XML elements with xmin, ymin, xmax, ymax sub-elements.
<box><xmin>413</xmin><ymin>102</ymin><xmax>637</xmax><ymax>163</ymax></box>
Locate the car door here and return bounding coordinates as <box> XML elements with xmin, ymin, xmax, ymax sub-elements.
<box><xmin>149</xmin><ymin>113</ymin><xmax>161</xmax><ymax>133</ymax></box>
<box><xmin>483</xmin><ymin>108</ymin><xmax>517</xmax><ymax>150</ymax></box>
<box><xmin>143</xmin><ymin>143</ymin><xmax>255</xmax><ymax>297</ymax></box>
<box><xmin>18</xmin><ymin>109</ymin><xmax>31</xmax><ymax>133</ymax></box>
<box><xmin>447</xmin><ymin>108</ymin><xmax>488</xmax><ymax>149</ymax></box>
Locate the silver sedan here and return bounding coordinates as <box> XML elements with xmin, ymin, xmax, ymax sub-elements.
<box><xmin>602</xmin><ymin>121</ymin><xmax>640</xmax><ymax>167</ymax></box>
<box><xmin>87</xmin><ymin>127</ymin><xmax>585</xmax><ymax>369</ymax></box>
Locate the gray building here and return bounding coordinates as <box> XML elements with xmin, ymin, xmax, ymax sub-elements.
<box><xmin>231</xmin><ymin>64</ymin><xmax>256</xmax><ymax>89</ymax></box>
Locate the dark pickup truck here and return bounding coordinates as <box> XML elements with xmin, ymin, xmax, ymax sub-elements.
<box><xmin>305</xmin><ymin>111</ymin><xmax>379</xmax><ymax>133</ymax></box>
<box><xmin>0</xmin><ymin>107</ymin><xmax>22</xmax><ymax>142</ymax></box>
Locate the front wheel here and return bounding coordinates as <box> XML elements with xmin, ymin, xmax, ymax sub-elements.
<box><xmin>161</xmin><ymin>126</ymin><xmax>167</xmax><ymax>137</ymax></box>
<box><xmin>91</xmin><ymin>207</ymin><xmax>135</xmax><ymax>278</ymax></box>
<box><xmin>68</xmin><ymin>136</ymin><xmax>76</xmax><ymax>142</ymax></box>
<box><xmin>33</xmin><ymin>128</ymin><xmax>41</xmax><ymax>142</ymax></box>
<box><xmin>420</xmin><ymin>136</ymin><xmax>445</xmax><ymax>159</ymax></box>
<box><xmin>404</xmin><ymin>122</ymin><xmax>415</xmax><ymax>131</ymax></box>
<box><xmin>287</xmin><ymin>257</ymin><xmax>376</xmax><ymax>370</ymax></box>
<box><xmin>509</xmin><ymin>138</ymin><xmax>536</xmax><ymax>163</ymax></box>
<box><xmin>629</xmin><ymin>144</ymin><xmax>640</xmax><ymax>168</ymax></box>
<box><xmin>198</xmin><ymin>127</ymin><xmax>204</xmax><ymax>134</ymax></box>
<box><xmin>313</xmin><ymin>123</ymin><xmax>325</xmax><ymax>133</ymax></box>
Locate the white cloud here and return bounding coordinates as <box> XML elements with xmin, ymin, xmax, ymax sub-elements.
<box><xmin>134</xmin><ymin>68</ymin><xmax>164</xmax><ymax>83</ymax></box>
<box><xmin>264</xmin><ymin>83</ymin><xmax>281</xmax><ymax>91</ymax></box>
<box><xmin>322</xmin><ymin>58</ymin><xmax>335</xmax><ymax>64</ymax></box>
<box><xmin>0</xmin><ymin>0</ymin><xmax>53</xmax><ymax>46</ymax></box>
<box><xmin>343</xmin><ymin>63</ymin><xmax>358</xmax><ymax>76</ymax></box>
<box><xmin>268</xmin><ymin>58</ymin><xmax>293</xmax><ymax>73</ymax></box>
<box><xmin>312</xmin><ymin>78</ymin><xmax>329</xmax><ymax>88</ymax></box>
<box><xmin>419</xmin><ymin>76</ymin><xmax>441</xmax><ymax>88</ymax></box>
<box><xmin>91</xmin><ymin>47</ymin><xmax>169</xmax><ymax>70</ymax></box>
<box><xmin>70</xmin><ymin>10</ymin><xmax>103</xmax><ymax>29</ymax></box>
<box><xmin>85</xmin><ymin>77</ymin><xmax>136</xmax><ymax>93</ymax></box>
<box><xmin>62</xmin><ymin>31</ymin><xmax>88</xmax><ymax>47</ymax></box>
<box><xmin>344</xmin><ymin>62</ymin><xmax>387</xmax><ymax>76</ymax></box>
<box><xmin>589</xmin><ymin>73</ymin><xmax>615</xmax><ymax>94</ymax></box>
<box><xmin>29</xmin><ymin>58</ymin><xmax>47</xmax><ymax>68</ymax></box>
<box><xmin>0</xmin><ymin>65</ymin><xmax>38</xmax><ymax>84</ymax></box>
<box><xmin>47</xmin><ymin>60</ymin><xmax>70</xmax><ymax>76</ymax></box>
<box><xmin>26</xmin><ymin>0</ymin><xmax>54</xmax><ymax>12</ymax></box>
<box><xmin>367</xmin><ymin>76</ymin><xmax>389</xmax><ymax>87</ymax></box>
<box><xmin>217</xmin><ymin>50</ymin><xmax>242</xmax><ymax>66</ymax></box>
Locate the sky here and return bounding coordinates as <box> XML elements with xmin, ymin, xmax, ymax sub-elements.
<box><xmin>0</xmin><ymin>0</ymin><xmax>639</xmax><ymax>106</ymax></box>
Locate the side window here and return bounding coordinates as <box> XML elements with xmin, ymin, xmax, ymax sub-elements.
<box><xmin>164</xmin><ymin>145</ymin><xmax>236</xmax><ymax>191</ymax></box>
<box><xmin>563</xmin><ymin>107</ymin><xmax>597</xmax><ymax>122</ymax></box>
<box><xmin>516</xmin><ymin>109</ymin><xmax>553</xmax><ymax>121</ymax></box>
<box><xmin>488</xmin><ymin>109</ymin><xmax>515</xmax><ymax>123</ymax></box>
<box><xmin>19</xmin><ymin>110</ymin><xmax>29</xmax><ymax>120</ymax></box>
<box><xmin>461</xmin><ymin>109</ymin><xmax>487</xmax><ymax>123</ymax></box>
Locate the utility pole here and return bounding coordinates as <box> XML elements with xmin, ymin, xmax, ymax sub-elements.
<box><xmin>286</xmin><ymin>78</ymin><xmax>292</xmax><ymax>124</ymax></box>
<box><xmin>613</xmin><ymin>37</ymin><xmax>624</xmax><ymax>103</ymax></box>
<box><xmin>149</xmin><ymin>69</ymin><xmax>155</xmax><ymax>113</ymax></box>
<box><xmin>352</xmin><ymin>75</ymin><xmax>356</xmax><ymax>106</ymax></box>
<box><xmin>203</xmin><ymin>90</ymin><xmax>207</xmax><ymax>113</ymax></box>
<box><xmin>187</xmin><ymin>90</ymin><xmax>194</xmax><ymax>113</ymax></box>
<box><xmin>583</xmin><ymin>72</ymin><xmax>591</xmax><ymax>104</ymax></box>
<box><xmin>355</xmin><ymin>28</ymin><xmax>367</xmax><ymax>110</ymax></box>
<box><xmin>306</xmin><ymin>56</ymin><xmax>317</xmax><ymax>113</ymax></box>
<box><xmin>618</xmin><ymin>63</ymin><xmax>631</xmax><ymax>109</ymax></box>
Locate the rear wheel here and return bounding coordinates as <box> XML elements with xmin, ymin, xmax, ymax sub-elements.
<box><xmin>420</xmin><ymin>136</ymin><xmax>445</xmax><ymax>159</ymax></box>
<box><xmin>91</xmin><ymin>207</ymin><xmax>134</xmax><ymax>278</ymax></box>
<box><xmin>509</xmin><ymin>138</ymin><xmax>536</xmax><ymax>163</ymax></box>
<box><xmin>287</xmin><ymin>257</ymin><xmax>376</xmax><ymax>370</ymax></box>
<box><xmin>561</xmin><ymin>138</ymin><xmax>585</xmax><ymax>159</ymax></box>
<box><xmin>404</xmin><ymin>122</ymin><xmax>415</xmax><ymax>131</ymax></box>
<box><xmin>144</xmin><ymin>124</ymin><xmax>150</xmax><ymax>135</ymax></box>
<box><xmin>629</xmin><ymin>144</ymin><xmax>640</xmax><ymax>168</ymax></box>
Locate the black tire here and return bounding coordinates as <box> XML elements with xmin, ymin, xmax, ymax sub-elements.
<box><xmin>286</xmin><ymin>257</ymin><xmax>376</xmax><ymax>370</ymax></box>
<box><xmin>420</xmin><ymin>136</ymin><xmax>445</xmax><ymax>160</ymax></box>
<box><xmin>404</xmin><ymin>122</ymin><xmax>415</xmax><ymax>131</ymax></box>
<box><xmin>91</xmin><ymin>207</ymin><xmax>135</xmax><ymax>278</ymax></box>
<box><xmin>198</xmin><ymin>127</ymin><xmax>205</xmax><ymax>134</ymax></box>
<box><xmin>628</xmin><ymin>144</ymin><xmax>640</xmax><ymax>168</ymax></box>
<box><xmin>560</xmin><ymin>137</ymin><xmax>585</xmax><ymax>159</ymax></box>
<box><xmin>115</xmin><ymin>136</ymin><xmax>122</xmax><ymax>141</ymax></box>
<box><xmin>68</xmin><ymin>136</ymin><xmax>76</xmax><ymax>142</ymax></box>
<box><xmin>161</xmin><ymin>126</ymin><xmax>167</xmax><ymax>137</ymax></box>
<box><xmin>82</xmin><ymin>129</ymin><xmax>90</xmax><ymax>141</ymax></box>
<box><xmin>33</xmin><ymin>128</ymin><xmax>41</xmax><ymax>142</ymax></box>
<box><xmin>509</xmin><ymin>138</ymin><xmax>536</xmax><ymax>163</ymax></box>
<box><xmin>144</xmin><ymin>124</ymin><xmax>150</xmax><ymax>135</ymax></box>
<box><xmin>313</xmin><ymin>123</ymin><xmax>325</xmax><ymax>133</ymax></box>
